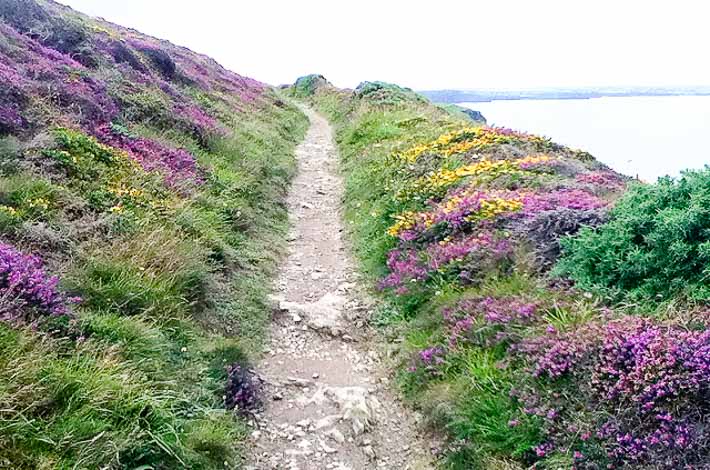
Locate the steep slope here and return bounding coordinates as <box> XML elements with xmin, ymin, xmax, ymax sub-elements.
<box><xmin>0</xmin><ymin>1</ymin><xmax>307</xmax><ymax>468</ymax></box>
<box><xmin>293</xmin><ymin>77</ymin><xmax>709</xmax><ymax>469</ymax></box>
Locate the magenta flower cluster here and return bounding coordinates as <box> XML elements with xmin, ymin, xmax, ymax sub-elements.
<box><xmin>576</xmin><ymin>171</ymin><xmax>626</xmax><ymax>188</ymax></box>
<box><xmin>408</xmin><ymin>346</ymin><xmax>447</xmax><ymax>375</ymax></box>
<box><xmin>0</xmin><ymin>22</ymin><xmax>119</xmax><ymax>128</ymax></box>
<box><xmin>173</xmin><ymin>103</ymin><xmax>222</xmax><ymax>134</ymax></box>
<box><xmin>0</xmin><ymin>104</ymin><xmax>23</xmax><ymax>132</ymax></box>
<box><xmin>379</xmin><ymin>248</ymin><xmax>429</xmax><ymax>293</ymax></box>
<box><xmin>519</xmin><ymin>189</ymin><xmax>608</xmax><ymax>217</ymax></box>
<box><xmin>426</xmin><ymin>231</ymin><xmax>511</xmax><ymax>270</ymax></box>
<box><xmin>0</xmin><ymin>242</ymin><xmax>77</xmax><ymax>323</ymax></box>
<box><xmin>379</xmin><ymin>230</ymin><xmax>513</xmax><ymax>293</ymax></box>
<box><xmin>444</xmin><ymin>296</ymin><xmax>540</xmax><ymax>349</ymax></box>
<box><xmin>515</xmin><ymin>316</ymin><xmax>710</xmax><ymax>467</ymax></box>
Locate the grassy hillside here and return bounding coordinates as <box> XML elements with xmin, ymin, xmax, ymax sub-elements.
<box><xmin>0</xmin><ymin>1</ymin><xmax>307</xmax><ymax>468</ymax></box>
<box><xmin>292</xmin><ymin>76</ymin><xmax>709</xmax><ymax>469</ymax></box>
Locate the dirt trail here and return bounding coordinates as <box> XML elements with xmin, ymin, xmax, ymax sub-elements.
<box><xmin>244</xmin><ymin>107</ymin><xmax>434</xmax><ymax>470</ymax></box>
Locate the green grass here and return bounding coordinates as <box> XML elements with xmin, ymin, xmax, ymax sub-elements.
<box><xmin>0</xmin><ymin>321</ymin><xmax>247</xmax><ymax>469</ymax></box>
<box><xmin>69</xmin><ymin>226</ymin><xmax>211</xmax><ymax>319</ymax></box>
<box><xmin>0</xmin><ymin>92</ymin><xmax>308</xmax><ymax>468</ymax></box>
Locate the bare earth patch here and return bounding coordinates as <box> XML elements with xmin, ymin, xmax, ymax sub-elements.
<box><xmin>245</xmin><ymin>107</ymin><xmax>435</xmax><ymax>469</ymax></box>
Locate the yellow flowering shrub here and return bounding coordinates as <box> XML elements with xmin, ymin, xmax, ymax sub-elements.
<box><xmin>467</xmin><ymin>197</ymin><xmax>523</xmax><ymax>221</ymax></box>
<box><xmin>397</xmin><ymin>155</ymin><xmax>553</xmax><ymax>202</ymax></box>
<box><xmin>393</xmin><ymin>127</ymin><xmax>554</xmax><ymax>163</ymax></box>
<box><xmin>0</xmin><ymin>205</ymin><xmax>19</xmax><ymax>217</ymax></box>
<box><xmin>387</xmin><ymin>211</ymin><xmax>418</xmax><ymax>237</ymax></box>
<box><xmin>387</xmin><ymin>193</ymin><xmax>523</xmax><ymax>237</ymax></box>
<box><xmin>27</xmin><ymin>198</ymin><xmax>50</xmax><ymax>211</ymax></box>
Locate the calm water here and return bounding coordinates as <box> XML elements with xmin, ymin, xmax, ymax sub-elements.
<box><xmin>460</xmin><ymin>96</ymin><xmax>710</xmax><ymax>182</ymax></box>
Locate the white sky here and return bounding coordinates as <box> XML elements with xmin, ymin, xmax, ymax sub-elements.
<box><xmin>57</xmin><ymin>0</ymin><xmax>710</xmax><ymax>90</ymax></box>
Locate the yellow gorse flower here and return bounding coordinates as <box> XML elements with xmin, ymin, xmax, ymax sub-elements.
<box><xmin>397</xmin><ymin>155</ymin><xmax>555</xmax><ymax>202</ymax></box>
<box><xmin>392</xmin><ymin>127</ymin><xmax>551</xmax><ymax>164</ymax></box>
<box><xmin>386</xmin><ymin>211</ymin><xmax>418</xmax><ymax>237</ymax></box>
<box><xmin>0</xmin><ymin>205</ymin><xmax>18</xmax><ymax>216</ymax></box>
<box><xmin>387</xmin><ymin>195</ymin><xmax>523</xmax><ymax>237</ymax></box>
<box><xmin>394</xmin><ymin>127</ymin><xmax>482</xmax><ymax>163</ymax></box>
<box><xmin>28</xmin><ymin>198</ymin><xmax>50</xmax><ymax>211</ymax></box>
<box><xmin>466</xmin><ymin>197</ymin><xmax>523</xmax><ymax>221</ymax></box>
<box><xmin>516</xmin><ymin>154</ymin><xmax>552</xmax><ymax>167</ymax></box>
<box><xmin>107</xmin><ymin>183</ymin><xmax>144</xmax><ymax>198</ymax></box>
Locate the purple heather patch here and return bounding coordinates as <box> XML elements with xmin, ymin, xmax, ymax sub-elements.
<box><xmin>515</xmin><ymin>316</ymin><xmax>710</xmax><ymax>466</ymax></box>
<box><xmin>94</xmin><ymin>124</ymin><xmax>204</xmax><ymax>187</ymax></box>
<box><xmin>0</xmin><ymin>242</ymin><xmax>77</xmax><ymax>323</ymax></box>
<box><xmin>224</xmin><ymin>363</ymin><xmax>262</xmax><ymax>414</ymax></box>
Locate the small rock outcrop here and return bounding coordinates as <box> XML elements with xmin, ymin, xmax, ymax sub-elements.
<box><xmin>459</xmin><ymin>107</ymin><xmax>487</xmax><ymax>123</ymax></box>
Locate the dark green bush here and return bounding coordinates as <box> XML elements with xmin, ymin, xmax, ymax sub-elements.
<box><xmin>556</xmin><ymin>167</ymin><xmax>710</xmax><ymax>302</ymax></box>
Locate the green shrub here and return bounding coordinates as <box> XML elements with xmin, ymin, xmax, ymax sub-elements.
<box><xmin>0</xmin><ymin>175</ymin><xmax>62</xmax><ymax>222</ymax></box>
<box><xmin>556</xmin><ymin>167</ymin><xmax>710</xmax><ymax>302</ymax></box>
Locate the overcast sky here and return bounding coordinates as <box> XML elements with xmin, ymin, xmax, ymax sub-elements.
<box><xmin>57</xmin><ymin>0</ymin><xmax>710</xmax><ymax>90</ymax></box>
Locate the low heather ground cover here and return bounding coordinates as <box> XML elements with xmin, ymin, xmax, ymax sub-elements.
<box><xmin>296</xmin><ymin>76</ymin><xmax>709</xmax><ymax>469</ymax></box>
<box><xmin>0</xmin><ymin>1</ymin><xmax>307</xmax><ymax>468</ymax></box>
<box><xmin>0</xmin><ymin>241</ymin><xmax>78</xmax><ymax>323</ymax></box>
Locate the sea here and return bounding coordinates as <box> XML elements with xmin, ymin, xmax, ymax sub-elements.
<box><xmin>460</xmin><ymin>95</ymin><xmax>710</xmax><ymax>182</ymax></box>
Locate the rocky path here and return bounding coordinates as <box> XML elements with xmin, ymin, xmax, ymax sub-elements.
<box><xmin>244</xmin><ymin>107</ymin><xmax>434</xmax><ymax>470</ymax></box>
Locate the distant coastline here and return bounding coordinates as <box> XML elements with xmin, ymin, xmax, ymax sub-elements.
<box><xmin>420</xmin><ymin>86</ymin><xmax>710</xmax><ymax>103</ymax></box>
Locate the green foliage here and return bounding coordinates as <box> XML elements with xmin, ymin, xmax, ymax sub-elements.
<box><xmin>118</xmin><ymin>89</ymin><xmax>173</xmax><ymax>124</ymax></box>
<box><xmin>557</xmin><ymin>167</ymin><xmax>710</xmax><ymax>302</ymax></box>
<box><xmin>45</xmin><ymin>128</ymin><xmax>125</xmax><ymax>175</ymax></box>
<box><xmin>0</xmin><ymin>320</ymin><xmax>243</xmax><ymax>469</ymax></box>
<box><xmin>443</xmin><ymin>357</ymin><xmax>541</xmax><ymax>469</ymax></box>
<box><xmin>353</xmin><ymin>81</ymin><xmax>430</xmax><ymax>105</ymax></box>
<box><xmin>40</xmin><ymin>128</ymin><xmax>169</xmax><ymax>217</ymax></box>
<box><xmin>290</xmin><ymin>74</ymin><xmax>330</xmax><ymax>97</ymax></box>
<box><xmin>0</xmin><ymin>175</ymin><xmax>63</xmax><ymax>223</ymax></box>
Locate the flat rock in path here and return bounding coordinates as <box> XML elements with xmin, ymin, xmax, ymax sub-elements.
<box><xmin>305</xmin><ymin>385</ymin><xmax>381</xmax><ymax>436</ymax></box>
<box><xmin>279</xmin><ymin>293</ymin><xmax>347</xmax><ymax>336</ymax></box>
